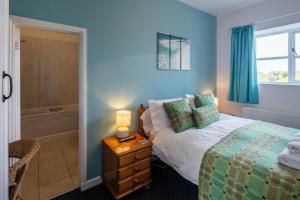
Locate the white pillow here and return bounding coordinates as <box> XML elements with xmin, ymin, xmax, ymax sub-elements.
<box><xmin>148</xmin><ymin>98</ymin><xmax>182</xmax><ymax>132</ymax></box>
<box><xmin>140</xmin><ymin>108</ymin><xmax>153</xmax><ymax>135</ymax></box>
<box><xmin>185</xmin><ymin>94</ymin><xmax>196</xmax><ymax>108</ymax></box>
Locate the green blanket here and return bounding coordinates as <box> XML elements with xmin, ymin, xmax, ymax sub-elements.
<box><xmin>199</xmin><ymin>121</ymin><xmax>300</xmax><ymax>200</ymax></box>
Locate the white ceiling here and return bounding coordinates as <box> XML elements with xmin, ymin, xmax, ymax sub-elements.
<box><xmin>178</xmin><ymin>0</ymin><xmax>268</xmax><ymax>16</ymax></box>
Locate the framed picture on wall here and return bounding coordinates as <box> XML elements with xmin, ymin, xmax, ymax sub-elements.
<box><xmin>157</xmin><ymin>32</ymin><xmax>190</xmax><ymax>71</ymax></box>
<box><xmin>157</xmin><ymin>33</ymin><xmax>170</xmax><ymax>70</ymax></box>
<box><xmin>170</xmin><ymin>35</ymin><xmax>181</xmax><ymax>70</ymax></box>
<box><xmin>180</xmin><ymin>37</ymin><xmax>190</xmax><ymax>70</ymax></box>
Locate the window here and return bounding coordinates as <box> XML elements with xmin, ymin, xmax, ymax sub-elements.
<box><xmin>256</xmin><ymin>28</ymin><xmax>300</xmax><ymax>84</ymax></box>
<box><xmin>296</xmin><ymin>33</ymin><xmax>300</xmax><ymax>81</ymax></box>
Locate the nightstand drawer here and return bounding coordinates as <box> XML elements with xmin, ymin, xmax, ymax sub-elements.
<box><xmin>133</xmin><ymin>169</ymin><xmax>151</xmax><ymax>188</ymax></box>
<box><xmin>119</xmin><ymin>153</ymin><xmax>135</xmax><ymax>168</ymax></box>
<box><xmin>117</xmin><ymin>169</ymin><xmax>151</xmax><ymax>194</ymax></box>
<box><xmin>119</xmin><ymin>147</ymin><xmax>151</xmax><ymax>168</ymax></box>
<box><xmin>134</xmin><ymin>147</ymin><xmax>151</xmax><ymax>161</ymax></box>
<box><xmin>118</xmin><ymin>177</ymin><xmax>134</xmax><ymax>194</ymax></box>
<box><xmin>118</xmin><ymin>165</ymin><xmax>134</xmax><ymax>180</ymax></box>
<box><xmin>134</xmin><ymin>158</ymin><xmax>151</xmax><ymax>173</ymax></box>
<box><xmin>118</xmin><ymin>158</ymin><xmax>151</xmax><ymax>180</ymax></box>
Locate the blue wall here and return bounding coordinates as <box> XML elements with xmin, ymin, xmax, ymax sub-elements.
<box><xmin>10</xmin><ymin>0</ymin><xmax>216</xmax><ymax>180</ymax></box>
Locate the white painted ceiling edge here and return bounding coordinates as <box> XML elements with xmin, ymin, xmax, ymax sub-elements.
<box><xmin>178</xmin><ymin>0</ymin><xmax>269</xmax><ymax>16</ymax></box>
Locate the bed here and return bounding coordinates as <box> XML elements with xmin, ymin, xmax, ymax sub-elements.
<box><xmin>138</xmin><ymin>104</ymin><xmax>300</xmax><ymax>200</ymax></box>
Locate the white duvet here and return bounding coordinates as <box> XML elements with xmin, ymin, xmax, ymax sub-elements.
<box><xmin>152</xmin><ymin>114</ymin><xmax>254</xmax><ymax>185</ymax></box>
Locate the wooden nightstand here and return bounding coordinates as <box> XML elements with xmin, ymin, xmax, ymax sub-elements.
<box><xmin>102</xmin><ymin>132</ymin><xmax>152</xmax><ymax>199</ymax></box>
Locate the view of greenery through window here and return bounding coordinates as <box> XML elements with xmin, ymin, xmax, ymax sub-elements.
<box><xmin>256</xmin><ymin>32</ymin><xmax>300</xmax><ymax>83</ymax></box>
<box><xmin>257</xmin><ymin>59</ymin><xmax>289</xmax><ymax>82</ymax></box>
<box><xmin>258</xmin><ymin>71</ymin><xmax>289</xmax><ymax>82</ymax></box>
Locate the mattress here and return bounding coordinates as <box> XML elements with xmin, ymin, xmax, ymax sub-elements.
<box><xmin>152</xmin><ymin>113</ymin><xmax>254</xmax><ymax>185</ymax></box>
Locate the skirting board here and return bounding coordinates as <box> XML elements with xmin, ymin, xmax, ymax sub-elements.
<box><xmin>81</xmin><ymin>176</ymin><xmax>103</xmax><ymax>191</ymax></box>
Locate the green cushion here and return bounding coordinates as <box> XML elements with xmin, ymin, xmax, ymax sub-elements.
<box><xmin>163</xmin><ymin>99</ymin><xmax>194</xmax><ymax>133</ymax></box>
<box><xmin>194</xmin><ymin>93</ymin><xmax>215</xmax><ymax>107</ymax></box>
<box><xmin>192</xmin><ymin>105</ymin><xmax>220</xmax><ymax>129</ymax></box>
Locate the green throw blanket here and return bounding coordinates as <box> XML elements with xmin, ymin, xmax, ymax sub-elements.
<box><xmin>199</xmin><ymin>121</ymin><xmax>300</xmax><ymax>200</ymax></box>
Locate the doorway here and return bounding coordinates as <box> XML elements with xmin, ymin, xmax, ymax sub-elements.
<box><xmin>9</xmin><ymin>16</ymin><xmax>87</xmax><ymax>199</ymax></box>
<box><xmin>21</xmin><ymin>26</ymin><xmax>80</xmax><ymax>199</ymax></box>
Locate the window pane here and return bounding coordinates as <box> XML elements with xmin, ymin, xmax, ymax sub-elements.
<box><xmin>296</xmin><ymin>33</ymin><xmax>300</xmax><ymax>56</ymax></box>
<box><xmin>256</xmin><ymin>33</ymin><xmax>288</xmax><ymax>58</ymax></box>
<box><xmin>296</xmin><ymin>58</ymin><xmax>300</xmax><ymax>81</ymax></box>
<box><xmin>257</xmin><ymin>59</ymin><xmax>288</xmax><ymax>82</ymax></box>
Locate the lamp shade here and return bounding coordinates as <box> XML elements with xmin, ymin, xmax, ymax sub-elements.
<box><xmin>116</xmin><ymin>110</ymin><xmax>131</xmax><ymax>127</ymax></box>
<box><xmin>214</xmin><ymin>97</ymin><xmax>219</xmax><ymax>107</ymax></box>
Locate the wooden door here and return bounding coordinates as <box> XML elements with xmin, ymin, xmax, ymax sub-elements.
<box><xmin>0</xmin><ymin>0</ymin><xmax>9</xmax><ymax>199</ymax></box>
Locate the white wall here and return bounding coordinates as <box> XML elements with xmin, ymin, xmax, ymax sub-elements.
<box><xmin>217</xmin><ymin>0</ymin><xmax>300</xmax><ymax>116</ymax></box>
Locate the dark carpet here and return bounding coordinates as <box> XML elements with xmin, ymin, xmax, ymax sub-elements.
<box><xmin>54</xmin><ymin>159</ymin><xmax>198</xmax><ymax>200</ymax></box>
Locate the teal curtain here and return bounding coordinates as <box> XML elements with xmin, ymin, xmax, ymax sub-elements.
<box><xmin>228</xmin><ymin>25</ymin><xmax>259</xmax><ymax>104</ymax></box>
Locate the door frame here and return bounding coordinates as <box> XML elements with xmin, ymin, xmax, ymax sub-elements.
<box><xmin>9</xmin><ymin>15</ymin><xmax>88</xmax><ymax>189</ymax></box>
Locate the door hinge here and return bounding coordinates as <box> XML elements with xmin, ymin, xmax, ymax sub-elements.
<box><xmin>14</xmin><ymin>42</ymin><xmax>19</xmax><ymax>50</ymax></box>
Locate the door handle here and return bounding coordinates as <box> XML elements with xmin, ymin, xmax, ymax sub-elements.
<box><xmin>2</xmin><ymin>71</ymin><xmax>13</xmax><ymax>102</ymax></box>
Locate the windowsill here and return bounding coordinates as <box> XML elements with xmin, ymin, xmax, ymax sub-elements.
<box><xmin>259</xmin><ymin>82</ymin><xmax>300</xmax><ymax>86</ymax></box>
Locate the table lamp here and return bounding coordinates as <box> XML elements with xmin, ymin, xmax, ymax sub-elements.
<box><xmin>116</xmin><ymin>110</ymin><xmax>131</xmax><ymax>139</ymax></box>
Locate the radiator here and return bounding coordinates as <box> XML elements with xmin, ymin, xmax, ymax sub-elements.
<box><xmin>241</xmin><ymin>107</ymin><xmax>300</xmax><ymax>129</ymax></box>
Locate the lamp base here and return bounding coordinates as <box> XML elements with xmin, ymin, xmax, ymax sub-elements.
<box><xmin>117</xmin><ymin>127</ymin><xmax>129</xmax><ymax>139</ymax></box>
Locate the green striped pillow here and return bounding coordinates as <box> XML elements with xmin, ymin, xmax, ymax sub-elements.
<box><xmin>194</xmin><ymin>93</ymin><xmax>214</xmax><ymax>107</ymax></box>
<box><xmin>163</xmin><ymin>99</ymin><xmax>194</xmax><ymax>133</ymax></box>
<box><xmin>192</xmin><ymin>104</ymin><xmax>220</xmax><ymax>129</ymax></box>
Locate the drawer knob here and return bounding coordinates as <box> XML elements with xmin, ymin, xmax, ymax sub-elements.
<box><xmin>135</xmin><ymin>155</ymin><xmax>140</xmax><ymax>160</ymax></box>
<box><xmin>134</xmin><ymin>178</ymin><xmax>139</xmax><ymax>183</ymax></box>
<box><xmin>134</xmin><ymin>166</ymin><xmax>139</xmax><ymax>171</ymax></box>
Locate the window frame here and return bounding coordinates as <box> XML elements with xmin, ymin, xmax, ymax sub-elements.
<box><xmin>293</xmin><ymin>31</ymin><xmax>300</xmax><ymax>83</ymax></box>
<box><xmin>255</xmin><ymin>28</ymin><xmax>300</xmax><ymax>85</ymax></box>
